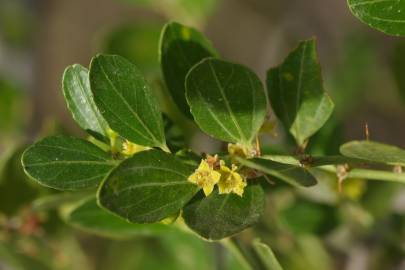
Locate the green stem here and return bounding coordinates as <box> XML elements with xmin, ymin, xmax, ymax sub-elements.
<box><xmin>319</xmin><ymin>165</ymin><xmax>405</xmax><ymax>183</ymax></box>
<box><xmin>221</xmin><ymin>238</ymin><xmax>254</xmax><ymax>270</ymax></box>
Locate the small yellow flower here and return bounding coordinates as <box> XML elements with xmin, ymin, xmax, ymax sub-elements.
<box><xmin>218</xmin><ymin>161</ymin><xmax>247</xmax><ymax>197</ymax></box>
<box><xmin>188</xmin><ymin>160</ymin><xmax>221</xmax><ymax>196</ymax></box>
<box><xmin>122</xmin><ymin>140</ymin><xmax>149</xmax><ymax>156</ymax></box>
<box><xmin>228</xmin><ymin>143</ymin><xmax>255</xmax><ymax>159</ymax></box>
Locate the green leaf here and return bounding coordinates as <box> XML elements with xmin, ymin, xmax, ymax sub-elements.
<box><xmin>160</xmin><ymin>21</ymin><xmax>218</xmax><ymax>117</ymax></box>
<box><xmin>348</xmin><ymin>0</ymin><xmax>405</xmax><ymax>36</ymax></box>
<box><xmin>65</xmin><ymin>197</ymin><xmax>174</xmax><ymax>238</ymax></box>
<box><xmin>22</xmin><ymin>135</ymin><xmax>117</xmax><ymax>190</ymax></box>
<box><xmin>267</xmin><ymin>39</ymin><xmax>334</xmax><ymax>147</ymax></box>
<box><xmin>186</xmin><ymin>58</ymin><xmax>267</xmax><ymax>145</ymax></box>
<box><xmin>98</xmin><ymin>149</ymin><xmax>198</xmax><ymax>223</ymax></box>
<box><xmin>183</xmin><ymin>184</ymin><xmax>265</xmax><ymax>240</ymax></box>
<box><xmin>340</xmin><ymin>140</ymin><xmax>405</xmax><ymax>166</ymax></box>
<box><xmin>252</xmin><ymin>239</ymin><xmax>284</xmax><ymax>270</ymax></box>
<box><xmin>89</xmin><ymin>54</ymin><xmax>166</xmax><ymax>149</ymax></box>
<box><xmin>62</xmin><ymin>64</ymin><xmax>109</xmax><ymax>141</ymax></box>
<box><xmin>236</xmin><ymin>157</ymin><xmax>317</xmax><ymax>187</ymax></box>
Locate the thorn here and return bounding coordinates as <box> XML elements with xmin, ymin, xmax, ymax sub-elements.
<box><xmin>336</xmin><ymin>164</ymin><xmax>349</xmax><ymax>194</ymax></box>
<box><xmin>365</xmin><ymin>122</ymin><xmax>370</xmax><ymax>141</ymax></box>
<box><xmin>299</xmin><ymin>154</ymin><xmax>314</xmax><ymax>167</ymax></box>
<box><xmin>263</xmin><ymin>175</ymin><xmax>275</xmax><ymax>185</ymax></box>
<box><xmin>255</xmin><ymin>135</ymin><xmax>261</xmax><ymax>157</ymax></box>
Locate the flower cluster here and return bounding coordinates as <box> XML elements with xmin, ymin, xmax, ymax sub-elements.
<box><xmin>188</xmin><ymin>155</ymin><xmax>247</xmax><ymax>197</ymax></box>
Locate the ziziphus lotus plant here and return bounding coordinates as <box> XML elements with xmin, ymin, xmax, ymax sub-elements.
<box><xmin>21</xmin><ymin>22</ymin><xmax>405</xmax><ymax>246</ymax></box>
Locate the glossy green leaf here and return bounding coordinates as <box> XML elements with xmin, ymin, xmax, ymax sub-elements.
<box><xmin>183</xmin><ymin>184</ymin><xmax>265</xmax><ymax>240</ymax></box>
<box><xmin>22</xmin><ymin>135</ymin><xmax>117</xmax><ymax>190</ymax></box>
<box><xmin>160</xmin><ymin>21</ymin><xmax>218</xmax><ymax>117</ymax></box>
<box><xmin>348</xmin><ymin>0</ymin><xmax>405</xmax><ymax>36</ymax></box>
<box><xmin>65</xmin><ymin>197</ymin><xmax>174</xmax><ymax>238</ymax></box>
<box><xmin>89</xmin><ymin>54</ymin><xmax>166</xmax><ymax>149</ymax></box>
<box><xmin>236</xmin><ymin>157</ymin><xmax>317</xmax><ymax>187</ymax></box>
<box><xmin>267</xmin><ymin>39</ymin><xmax>334</xmax><ymax>146</ymax></box>
<box><xmin>98</xmin><ymin>149</ymin><xmax>198</xmax><ymax>223</ymax></box>
<box><xmin>340</xmin><ymin>140</ymin><xmax>405</xmax><ymax>166</ymax></box>
<box><xmin>186</xmin><ymin>58</ymin><xmax>267</xmax><ymax>145</ymax></box>
<box><xmin>252</xmin><ymin>239</ymin><xmax>284</xmax><ymax>270</ymax></box>
<box><xmin>62</xmin><ymin>64</ymin><xmax>109</xmax><ymax>141</ymax></box>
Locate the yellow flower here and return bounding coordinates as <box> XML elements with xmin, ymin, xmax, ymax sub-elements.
<box><xmin>218</xmin><ymin>161</ymin><xmax>247</xmax><ymax>197</ymax></box>
<box><xmin>122</xmin><ymin>140</ymin><xmax>149</xmax><ymax>156</ymax></box>
<box><xmin>188</xmin><ymin>160</ymin><xmax>221</xmax><ymax>196</ymax></box>
<box><xmin>228</xmin><ymin>143</ymin><xmax>255</xmax><ymax>159</ymax></box>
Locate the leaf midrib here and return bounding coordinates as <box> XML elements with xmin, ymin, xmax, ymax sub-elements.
<box><xmin>74</xmin><ymin>68</ymin><xmax>106</xmax><ymax>134</ymax></box>
<box><xmin>194</xmin><ymin>86</ymin><xmax>239</xmax><ymax>142</ymax></box>
<box><xmin>292</xmin><ymin>42</ymin><xmax>308</xmax><ymax>140</ymax></box>
<box><xmin>208</xmin><ymin>61</ymin><xmax>248</xmax><ymax>143</ymax></box>
<box><xmin>97</xmin><ymin>60</ymin><xmax>162</xmax><ymax>147</ymax></box>
<box><xmin>34</xmin><ymin>144</ymin><xmax>111</xmax><ymax>162</ymax></box>
<box><xmin>26</xmin><ymin>160</ymin><xmax>116</xmax><ymax>167</ymax></box>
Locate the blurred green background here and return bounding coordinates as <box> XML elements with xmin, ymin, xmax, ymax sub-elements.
<box><xmin>0</xmin><ymin>0</ymin><xmax>404</xmax><ymax>269</ymax></box>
